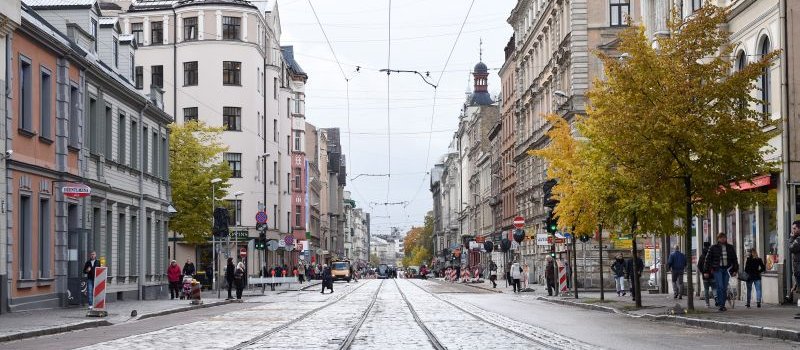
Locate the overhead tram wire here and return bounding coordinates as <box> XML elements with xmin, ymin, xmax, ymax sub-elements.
<box><xmin>406</xmin><ymin>0</ymin><xmax>478</xmax><ymax>209</ymax></box>
<box><xmin>307</xmin><ymin>0</ymin><xmax>373</xmax><ymax>207</ymax></box>
<box><xmin>385</xmin><ymin>0</ymin><xmax>393</xmax><ymax>212</ymax></box>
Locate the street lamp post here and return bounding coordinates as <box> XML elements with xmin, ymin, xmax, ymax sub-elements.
<box><xmin>211</xmin><ymin>178</ymin><xmax>222</xmax><ymax>299</ymax></box>
<box><xmin>230</xmin><ymin>191</ymin><xmax>245</xmax><ymax>267</ymax></box>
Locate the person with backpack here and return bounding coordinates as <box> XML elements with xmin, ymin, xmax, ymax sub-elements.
<box><xmin>234</xmin><ymin>262</ymin><xmax>246</xmax><ymax>300</ymax></box>
<box><xmin>697</xmin><ymin>242</ymin><xmax>714</xmax><ymax>308</ymax></box>
<box><xmin>610</xmin><ymin>254</ymin><xmax>626</xmax><ymax>297</ymax></box>
<box><xmin>225</xmin><ymin>258</ymin><xmax>235</xmax><ymax>300</ymax></box>
<box><xmin>703</xmin><ymin>232</ymin><xmax>739</xmax><ymax>312</ymax></box>
<box><xmin>744</xmin><ymin>248</ymin><xmax>766</xmax><ymax>308</ymax></box>
<box><xmin>667</xmin><ymin>245</ymin><xmax>687</xmax><ymax>300</ymax></box>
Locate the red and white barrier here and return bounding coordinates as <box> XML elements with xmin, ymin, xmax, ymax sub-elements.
<box><xmin>460</xmin><ymin>268</ymin><xmax>471</xmax><ymax>283</ymax></box>
<box><xmin>558</xmin><ymin>264</ymin><xmax>568</xmax><ymax>294</ymax></box>
<box><xmin>447</xmin><ymin>268</ymin><xmax>456</xmax><ymax>282</ymax></box>
<box><xmin>88</xmin><ymin>267</ymin><xmax>108</xmax><ymax>317</ymax></box>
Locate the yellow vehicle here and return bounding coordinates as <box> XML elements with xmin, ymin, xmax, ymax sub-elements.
<box><xmin>331</xmin><ymin>261</ymin><xmax>352</xmax><ymax>282</ymax></box>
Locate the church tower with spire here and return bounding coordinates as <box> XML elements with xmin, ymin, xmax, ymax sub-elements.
<box><xmin>470</xmin><ymin>40</ymin><xmax>494</xmax><ymax>106</ymax></box>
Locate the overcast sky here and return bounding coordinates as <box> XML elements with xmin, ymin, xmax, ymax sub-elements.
<box><xmin>279</xmin><ymin>0</ymin><xmax>516</xmax><ymax>235</ymax></box>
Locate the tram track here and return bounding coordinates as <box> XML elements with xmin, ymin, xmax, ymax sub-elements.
<box><xmin>337</xmin><ymin>280</ymin><xmax>385</xmax><ymax>350</ymax></box>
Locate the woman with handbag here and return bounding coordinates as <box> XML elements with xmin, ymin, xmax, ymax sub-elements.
<box><xmin>743</xmin><ymin>248</ymin><xmax>766</xmax><ymax>308</ymax></box>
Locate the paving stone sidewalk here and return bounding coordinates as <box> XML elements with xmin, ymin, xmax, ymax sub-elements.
<box><xmin>438</xmin><ymin>277</ymin><xmax>800</xmax><ymax>341</ymax></box>
<box><xmin>0</xmin><ymin>280</ymin><xmax>319</xmax><ymax>343</ymax></box>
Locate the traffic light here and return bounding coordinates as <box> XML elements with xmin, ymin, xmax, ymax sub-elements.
<box><xmin>254</xmin><ymin>239</ymin><xmax>265</xmax><ymax>250</ymax></box>
<box><xmin>545</xmin><ymin>211</ymin><xmax>558</xmax><ymax>234</ymax></box>
<box><xmin>549</xmin><ymin>245</ymin><xmax>556</xmax><ymax>258</ymax></box>
<box><xmin>543</xmin><ymin>179</ymin><xmax>558</xmax><ymax>209</ymax></box>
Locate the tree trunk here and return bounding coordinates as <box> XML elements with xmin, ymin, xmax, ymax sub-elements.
<box><xmin>599</xmin><ymin>223</ymin><xmax>605</xmax><ymax>301</ymax></box>
<box><xmin>572</xmin><ymin>228</ymin><xmax>579</xmax><ymax>299</ymax></box>
<box><xmin>631</xmin><ymin>214</ymin><xmax>642</xmax><ymax>308</ymax></box>
<box><xmin>684</xmin><ymin>175</ymin><xmax>695</xmax><ymax>310</ymax></box>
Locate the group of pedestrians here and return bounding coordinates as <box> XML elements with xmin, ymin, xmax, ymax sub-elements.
<box><xmin>608</xmin><ymin>253</ymin><xmax>643</xmax><ymax>301</ymax></box>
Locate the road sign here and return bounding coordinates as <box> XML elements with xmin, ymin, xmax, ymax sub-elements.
<box><xmin>283</xmin><ymin>235</ymin><xmax>294</xmax><ymax>246</ymax></box>
<box><xmin>547</xmin><ymin>236</ymin><xmax>566</xmax><ymax>244</ymax></box>
<box><xmin>536</xmin><ymin>234</ymin><xmax>550</xmax><ymax>246</ymax></box>
<box><xmin>63</xmin><ymin>183</ymin><xmax>91</xmax><ymax>198</ymax></box>
<box><xmin>239</xmin><ymin>248</ymin><xmax>247</xmax><ymax>257</ymax></box>
<box><xmin>513</xmin><ymin>216</ymin><xmax>525</xmax><ymax>229</ymax></box>
<box><xmin>255</xmin><ymin>211</ymin><xmax>268</xmax><ymax>224</ymax></box>
<box><xmin>268</xmin><ymin>240</ymin><xmax>279</xmax><ymax>251</ymax></box>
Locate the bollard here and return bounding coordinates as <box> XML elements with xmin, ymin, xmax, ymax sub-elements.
<box><xmin>87</xmin><ymin>267</ymin><xmax>108</xmax><ymax>317</ymax></box>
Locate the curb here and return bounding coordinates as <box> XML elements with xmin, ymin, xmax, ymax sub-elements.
<box><xmin>537</xmin><ymin>297</ymin><xmax>800</xmax><ymax>342</ymax></box>
<box><xmin>0</xmin><ymin>320</ymin><xmax>112</xmax><ymax>343</ymax></box>
<box><xmin>461</xmin><ymin>282</ymin><xmax>504</xmax><ymax>294</ymax></box>
<box><xmin>136</xmin><ymin>299</ymin><xmax>233</xmax><ymax>320</ymax></box>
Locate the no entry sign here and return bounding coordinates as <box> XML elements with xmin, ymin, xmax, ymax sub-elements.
<box><xmin>513</xmin><ymin>216</ymin><xmax>525</xmax><ymax>229</ymax></box>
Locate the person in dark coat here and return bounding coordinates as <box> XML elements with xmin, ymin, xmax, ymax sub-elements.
<box><xmin>744</xmin><ymin>248</ymin><xmax>766</xmax><ymax>308</ymax></box>
<box><xmin>667</xmin><ymin>246</ymin><xmax>687</xmax><ymax>299</ymax></box>
<box><xmin>697</xmin><ymin>242</ymin><xmax>713</xmax><ymax>307</ymax></box>
<box><xmin>83</xmin><ymin>251</ymin><xmax>100</xmax><ymax>309</ymax></box>
<box><xmin>321</xmin><ymin>264</ymin><xmax>334</xmax><ymax>294</ymax></box>
<box><xmin>625</xmin><ymin>255</ymin><xmax>644</xmax><ymax>302</ymax></box>
<box><xmin>703</xmin><ymin>232</ymin><xmax>739</xmax><ymax>311</ymax></box>
<box><xmin>182</xmin><ymin>259</ymin><xmax>196</xmax><ymax>277</ymax></box>
<box><xmin>233</xmin><ymin>262</ymin><xmax>246</xmax><ymax>300</ymax></box>
<box><xmin>225</xmin><ymin>258</ymin><xmax>235</xmax><ymax>300</ymax></box>
<box><xmin>610</xmin><ymin>254</ymin><xmax>626</xmax><ymax>297</ymax></box>
<box><xmin>545</xmin><ymin>256</ymin><xmax>557</xmax><ymax>296</ymax></box>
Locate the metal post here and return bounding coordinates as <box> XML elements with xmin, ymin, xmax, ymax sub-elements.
<box><xmin>213</xmin><ymin>183</ymin><xmax>220</xmax><ymax>299</ymax></box>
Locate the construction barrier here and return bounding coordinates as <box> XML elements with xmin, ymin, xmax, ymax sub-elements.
<box><xmin>447</xmin><ymin>269</ymin><xmax>456</xmax><ymax>282</ymax></box>
<box><xmin>460</xmin><ymin>268</ymin><xmax>471</xmax><ymax>283</ymax></box>
<box><xmin>87</xmin><ymin>267</ymin><xmax>108</xmax><ymax>317</ymax></box>
<box><xmin>558</xmin><ymin>264</ymin><xmax>568</xmax><ymax>294</ymax></box>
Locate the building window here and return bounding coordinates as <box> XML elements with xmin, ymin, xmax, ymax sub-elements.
<box><xmin>222</xmin><ymin>61</ymin><xmax>241</xmax><ymax>85</ymax></box>
<box><xmin>162</xmin><ymin>137</ymin><xmax>168</xmax><ymax>178</ymax></box>
<box><xmin>91</xmin><ymin>18</ymin><xmax>98</xmax><ymax>52</ymax></box>
<box><xmin>151</xmin><ymin>21</ymin><xmax>163</xmax><ymax>44</ymax></box>
<box><xmin>224</xmin><ymin>152</ymin><xmax>242</xmax><ymax>178</ymax></box>
<box><xmin>131</xmin><ymin>120</ymin><xmax>139</xmax><ymax>169</ymax></box>
<box><xmin>223</xmin><ymin>106</ymin><xmax>241</xmax><ymax>131</ymax></box>
<box><xmin>151</xmin><ymin>65</ymin><xmax>163</xmax><ymax>88</ymax></box>
<box><xmin>273</xmin><ymin>161</ymin><xmax>278</xmax><ymax>184</ymax></box>
<box><xmin>88</xmin><ymin>98</ymin><xmax>97</xmax><ymax>152</ymax></box>
<box><xmin>19</xmin><ymin>195</ymin><xmax>32</xmax><ymax>279</ymax></box>
<box><xmin>691</xmin><ymin>0</ymin><xmax>703</xmax><ymax>12</ymax></box>
<box><xmin>135</xmin><ymin>66</ymin><xmax>143</xmax><ymax>89</ymax></box>
<box><xmin>117</xmin><ymin>213</ymin><xmax>126</xmax><ymax>276</ymax></box>
<box><xmin>222</xmin><ymin>16</ymin><xmax>240</xmax><ymax>40</ymax></box>
<box><xmin>610</xmin><ymin>0</ymin><xmax>630</xmax><ymax>26</ymax></box>
<box><xmin>118</xmin><ymin>113</ymin><xmax>126</xmax><ymax>164</ymax></box>
<box><xmin>273</xmin><ymin>77</ymin><xmax>277</xmax><ymax>99</ymax></box>
<box><xmin>295</xmin><ymin>205</ymin><xmax>302</xmax><ymax>227</ymax></box>
<box><xmin>69</xmin><ymin>85</ymin><xmax>79</xmax><ymax>148</ymax></box>
<box><xmin>152</xmin><ymin>131</ymin><xmax>159</xmax><ymax>175</ymax></box>
<box><xmin>131</xmin><ymin>23</ymin><xmax>143</xmax><ymax>44</ymax></box>
<box><xmin>19</xmin><ymin>57</ymin><xmax>32</xmax><ymax>132</ymax></box>
<box><xmin>273</xmin><ymin>119</ymin><xmax>278</xmax><ymax>142</ymax></box>
<box><xmin>113</xmin><ymin>38</ymin><xmax>119</xmax><ymax>67</ymax></box>
<box><xmin>183</xmin><ymin>107</ymin><xmax>198</xmax><ymax>122</ymax></box>
<box><xmin>184</xmin><ymin>61</ymin><xmax>198</xmax><ymax>86</ymax></box>
<box><xmin>40</xmin><ymin>68</ymin><xmax>52</xmax><ymax>139</ymax></box>
<box><xmin>183</xmin><ymin>17</ymin><xmax>197</xmax><ymax>41</ymax></box>
<box><xmin>39</xmin><ymin>198</ymin><xmax>50</xmax><ymax>278</ymax></box>
<box><xmin>143</xmin><ymin>126</ymin><xmax>149</xmax><ymax>172</ymax></box>
<box><xmin>293</xmin><ymin>131</ymin><xmax>301</xmax><ymax>151</ymax></box>
<box><xmin>294</xmin><ymin>168</ymin><xmax>301</xmax><ymax>190</ymax></box>
<box><xmin>226</xmin><ymin>200</ymin><xmax>242</xmax><ymax>226</ymax></box>
<box><xmin>105</xmin><ymin>106</ymin><xmax>113</xmax><ymax>157</ymax></box>
<box><xmin>130</xmin><ymin>215</ymin><xmax>138</xmax><ymax>274</ymax></box>
<box><xmin>760</xmin><ymin>37</ymin><xmax>771</xmax><ymax>115</ymax></box>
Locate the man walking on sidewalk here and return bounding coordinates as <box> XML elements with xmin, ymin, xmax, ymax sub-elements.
<box><xmin>510</xmin><ymin>260</ymin><xmax>522</xmax><ymax>293</ymax></box>
<box><xmin>667</xmin><ymin>245</ymin><xmax>687</xmax><ymax>299</ymax></box>
<box><xmin>625</xmin><ymin>255</ymin><xmax>644</xmax><ymax>302</ymax></box>
<box><xmin>788</xmin><ymin>221</ymin><xmax>800</xmax><ymax>318</ymax></box>
<box><xmin>704</xmin><ymin>232</ymin><xmax>738</xmax><ymax>312</ymax></box>
<box><xmin>545</xmin><ymin>256</ymin><xmax>557</xmax><ymax>296</ymax></box>
<box><xmin>83</xmin><ymin>251</ymin><xmax>100</xmax><ymax>309</ymax></box>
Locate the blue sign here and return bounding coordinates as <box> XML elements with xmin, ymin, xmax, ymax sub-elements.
<box><xmin>255</xmin><ymin>211</ymin><xmax>268</xmax><ymax>224</ymax></box>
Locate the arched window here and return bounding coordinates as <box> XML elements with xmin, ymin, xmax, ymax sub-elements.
<box><xmin>736</xmin><ymin>51</ymin><xmax>746</xmax><ymax>72</ymax></box>
<box><xmin>760</xmin><ymin>37</ymin><xmax>771</xmax><ymax>114</ymax></box>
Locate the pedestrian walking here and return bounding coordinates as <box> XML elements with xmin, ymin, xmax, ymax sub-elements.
<box><xmin>298</xmin><ymin>262</ymin><xmax>306</xmax><ymax>283</ymax></box>
<box><xmin>744</xmin><ymin>248</ymin><xmax>766</xmax><ymax>308</ymax></box>
<box><xmin>545</xmin><ymin>256</ymin><xmax>557</xmax><ymax>296</ymax></box>
<box><xmin>625</xmin><ymin>255</ymin><xmax>644</xmax><ymax>302</ymax></box>
<box><xmin>610</xmin><ymin>254</ymin><xmax>626</xmax><ymax>297</ymax></box>
<box><xmin>667</xmin><ymin>245</ymin><xmax>687</xmax><ymax>299</ymax></box>
<box><xmin>234</xmin><ymin>262</ymin><xmax>246</xmax><ymax>300</ymax></box>
<box><xmin>83</xmin><ymin>251</ymin><xmax>100</xmax><ymax>309</ymax></box>
<box><xmin>522</xmin><ymin>263</ymin><xmax>530</xmax><ymax>289</ymax></box>
<box><xmin>321</xmin><ymin>264</ymin><xmax>334</xmax><ymax>294</ymax></box>
<box><xmin>182</xmin><ymin>259</ymin><xmax>196</xmax><ymax>277</ymax></box>
<box><xmin>167</xmin><ymin>260</ymin><xmax>182</xmax><ymax>300</ymax></box>
<box><xmin>698</xmin><ymin>242</ymin><xmax>714</xmax><ymax>308</ymax></box>
<box><xmin>489</xmin><ymin>261</ymin><xmax>498</xmax><ymax>288</ymax></box>
<box><xmin>788</xmin><ymin>221</ymin><xmax>800</xmax><ymax>304</ymax></box>
<box><xmin>510</xmin><ymin>260</ymin><xmax>522</xmax><ymax>293</ymax></box>
<box><xmin>703</xmin><ymin>232</ymin><xmax>739</xmax><ymax>312</ymax></box>
<box><xmin>225</xmin><ymin>258</ymin><xmax>235</xmax><ymax>300</ymax></box>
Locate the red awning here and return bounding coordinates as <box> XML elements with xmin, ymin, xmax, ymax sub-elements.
<box><xmin>730</xmin><ymin>174</ymin><xmax>772</xmax><ymax>191</ymax></box>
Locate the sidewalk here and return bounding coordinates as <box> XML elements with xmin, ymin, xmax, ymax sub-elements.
<box><xmin>442</xmin><ymin>278</ymin><xmax>800</xmax><ymax>341</ymax></box>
